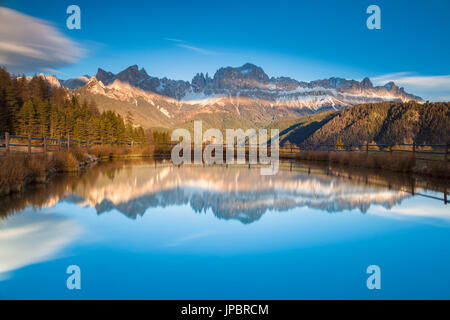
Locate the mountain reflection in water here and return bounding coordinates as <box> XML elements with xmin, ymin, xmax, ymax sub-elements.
<box><xmin>1</xmin><ymin>160</ymin><xmax>449</xmax><ymax>298</ymax></box>
<box><xmin>0</xmin><ymin>160</ymin><xmax>446</xmax><ymax>224</ymax></box>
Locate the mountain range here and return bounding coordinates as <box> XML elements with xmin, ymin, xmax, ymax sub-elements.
<box><xmin>47</xmin><ymin>63</ymin><xmax>423</xmax><ymax>129</ymax></box>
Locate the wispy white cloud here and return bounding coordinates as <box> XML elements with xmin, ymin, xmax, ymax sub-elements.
<box><xmin>371</xmin><ymin>72</ymin><xmax>409</xmax><ymax>85</ymax></box>
<box><xmin>176</xmin><ymin>44</ymin><xmax>215</xmax><ymax>55</ymax></box>
<box><xmin>0</xmin><ymin>7</ymin><xmax>83</xmax><ymax>74</ymax></box>
<box><xmin>372</xmin><ymin>72</ymin><xmax>450</xmax><ymax>88</ymax></box>
<box><xmin>164</xmin><ymin>37</ymin><xmax>216</xmax><ymax>55</ymax></box>
<box><xmin>164</xmin><ymin>38</ymin><xmax>185</xmax><ymax>43</ymax></box>
<box><xmin>372</xmin><ymin>72</ymin><xmax>450</xmax><ymax>101</ymax></box>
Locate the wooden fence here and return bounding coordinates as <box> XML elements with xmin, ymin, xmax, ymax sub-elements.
<box><xmin>282</xmin><ymin>141</ymin><xmax>449</xmax><ymax>162</ymax></box>
<box><xmin>0</xmin><ymin>132</ymin><xmax>173</xmax><ymax>155</ymax></box>
<box><xmin>0</xmin><ymin>132</ymin><xmax>448</xmax><ymax>162</ymax></box>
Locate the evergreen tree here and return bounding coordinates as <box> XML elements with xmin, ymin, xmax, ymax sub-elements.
<box><xmin>17</xmin><ymin>100</ymin><xmax>35</xmax><ymax>136</ymax></box>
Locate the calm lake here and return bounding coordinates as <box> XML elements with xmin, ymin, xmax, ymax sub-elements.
<box><xmin>0</xmin><ymin>160</ymin><xmax>449</xmax><ymax>299</ymax></box>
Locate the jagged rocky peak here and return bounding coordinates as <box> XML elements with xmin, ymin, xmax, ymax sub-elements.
<box><xmin>212</xmin><ymin>63</ymin><xmax>270</xmax><ymax>90</ymax></box>
<box><xmin>115</xmin><ymin>65</ymin><xmax>149</xmax><ymax>86</ymax></box>
<box><xmin>87</xmin><ymin>75</ymin><xmax>98</xmax><ymax>83</ymax></box>
<box><xmin>83</xmin><ymin>76</ymin><xmax>106</xmax><ymax>95</ymax></box>
<box><xmin>191</xmin><ymin>72</ymin><xmax>213</xmax><ymax>93</ymax></box>
<box><xmin>236</xmin><ymin>63</ymin><xmax>269</xmax><ymax>80</ymax></box>
<box><xmin>383</xmin><ymin>81</ymin><xmax>403</xmax><ymax>95</ymax></box>
<box><xmin>384</xmin><ymin>81</ymin><xmax>399</xmax><ymax>92</ymax></box>
<box><xmin>191</xmin><ymin>72</ymin><xmax>206</xmax><ymax>93</ymax></box>
<box><xmin>360</xmin><ymin>77</ymin><xmax>373</xmax><ymax>89</ymax></box>
<box><xmin>96</xmin><ymin>68</ymin><xmax>115</xmax><ymax>85</ymax></box>
<box><xmin>270</xmin><ymin>76</ymin><xmax>302</xmax><ymax>90</ymax></box>
<box><xmin>85</xmin><ymin>75</ymin><xmax>104</xmax><ymax>87</ymax></box>
<box><xmin>95</xmin><ymin>65</ymin><xmax>150</xmax><ymax>87</ymax></box>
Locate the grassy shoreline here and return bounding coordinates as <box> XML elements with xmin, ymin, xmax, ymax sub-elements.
<box><xmin>0</xmin><ymin>145</ymin><xmax>163</xmax><ymax>196</ymax></box>
<box><xmin>0</xmin><ymin>152</ymin><xmax>75</xmax><ymax>196</ymax></box>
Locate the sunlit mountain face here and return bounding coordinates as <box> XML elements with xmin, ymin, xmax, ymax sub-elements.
<box><xmin>2</xmin><ymin>160</ymin><xmax>442</xmax><ymax>224</ymax></box>
<box><xmin>47</xmin><ymin>63</ymin><xmax>424</xmax><ymax>129</ymax></box>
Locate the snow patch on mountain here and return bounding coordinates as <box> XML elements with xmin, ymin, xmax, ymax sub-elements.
<box><xmin>156</xmin><ymin>105</ymin><xmax>172</xmax><ymax>118</ymax></box>
<box><xmin>181</xmin><ymin>90</ymin><xmax>225</xmax><ymax>106</ymax></box>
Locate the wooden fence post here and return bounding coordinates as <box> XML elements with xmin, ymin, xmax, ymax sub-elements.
<box><xmin>28</xmin><ymin>134</ymin><xmax>31</xmax><ymax>155</ymax></box>
<box><xmin>43</xmin><ymin>136</ymin><xmax>47</xmax><ymax>154</ymax></box>
<box><xmin>67</xmin><ymin>133</ymin><xmax>70</xmax><ymax>151</ymax></box>
<box><xmin>446</xmin><ymin>143</ymin><xmax>449</xmax><ymax>162</ymax></box>
<box><xmin>366</xmin><ymin>141</ymin><xmax>369</xmax><ymax>155</ymax></box>
<box><xmin>5</xmin><ymin>132</ymin><xmax>9</xmax><ymax>154</ymax></box>
<box><xmin>412</xmin><ymin>143</ymin><xmax>416</xmax><ymax>157</ymax></box>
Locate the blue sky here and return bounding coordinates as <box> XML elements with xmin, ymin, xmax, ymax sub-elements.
<box><xmin>1</xmin><ymin>0</ymin><xmax>449</xmax><ymax>100</ymax></box>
